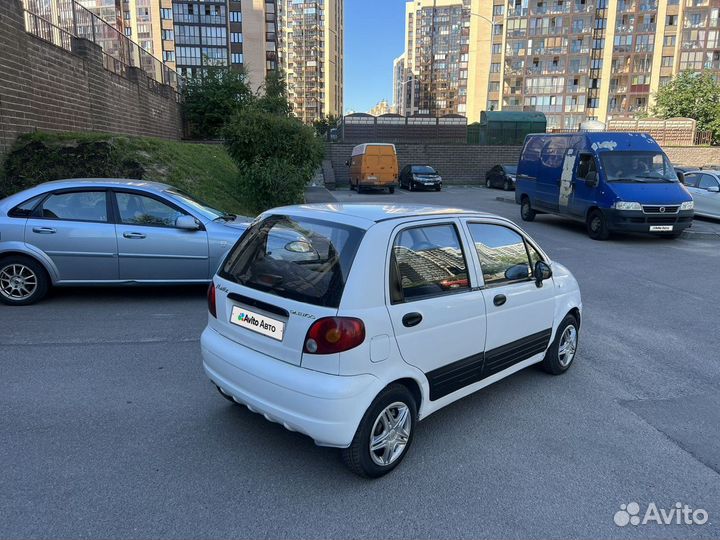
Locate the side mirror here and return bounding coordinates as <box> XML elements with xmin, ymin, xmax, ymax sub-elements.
<box><xmin>345</xmin><ymin>160</ymin><xmax>350</xmax><ymax>167</ymax></box>
<box><xmin>504</xmin><ymin>263</ymin><xmax>530</xmax><ymax>281</ymax></box>
<box><xmin>585</xmin><ymin>171</ymin><xmax>598</xmax><ymax>187</ymax></box>
<box><xmin>676</xmin><ymin>171</ymin><xmax>685</xmax><ymax>183</ymax></box>
<box><xmin>176</xmin><ymin>215</ymin><xmax>200</xmax><ymax>230</ymax></box>
<box><xmin>708</xmin><ymin>185</ymin><xmax>720</xmax><ymax>193</ymax></box>
<box><xmin>535</xmin><ymin>261</ymin><xmax>553</xmax><ymax>288</ymax></box>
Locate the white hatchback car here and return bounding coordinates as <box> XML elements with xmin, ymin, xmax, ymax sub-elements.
<box><xmin>201</xmin><ymin>204</ymin><xmax>582</xmax><ymax>477</ymax></box>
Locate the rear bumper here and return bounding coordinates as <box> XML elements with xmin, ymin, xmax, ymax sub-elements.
<box><xmin>603</xmin><ymin>208</ymin><xmax>694</xmax><ymax>233</ymax></box>
<box><xmin>201</xmin><ymin>327</ymin><xmax>380</xmax><ymax>447</ymax></box>
<box><xmin>358</xmin><ymin>182</ymin><xmax>398</xmax><ymax>189</ymax></box>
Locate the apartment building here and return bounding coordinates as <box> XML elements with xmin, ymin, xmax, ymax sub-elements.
<box><xmin>399</xmin><ymin>0</ymin><xmax>720</xmax><ymax>129</ymax></box>
<box><xmin>392</xmin><ymin>54</ymin><xmax>406</xmax><ymax>113</ymax></box>
<box><xmin>369</xmin><ymin>99</ymin><xmax>391</xmax><ymax>115</ymax></box>
<box><xmin>401</xmin><ymin>0</ymin><xmax>474</xmax><ymax>116</ymax></box>
<box><xmin>277</xmin><ymin>0</ymin><xmax>344</xmax><ymax>123</ymax></box>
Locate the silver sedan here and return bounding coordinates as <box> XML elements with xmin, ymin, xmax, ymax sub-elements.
<box><xmin>0</xmin><ymin>179</ymin><xmax>249</xmax><ymax>305</ymax></box>
<box><xmin>682</xmin><ymin>170</ymin><xmax>720</xmax><ymax>219</ymax></box>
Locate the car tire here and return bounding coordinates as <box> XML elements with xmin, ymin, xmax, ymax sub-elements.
<box><xmin>350</xmin><ymin>182</ymin><xmax>356</xmax><ymax>191</ymax></box>
<box><xmin>587</xmin><ymin>209</ymin><xmax>610</xmax><ymax>240</ymax></box>
<box><xmin>0</xmin><ymin>255</ymin><xmax>49</xmax><ymax>306</ymax></box>
<box><xmin>520</xmin><ymin>197</ymin><xmax>536</xmax><ymax>222</ymax></box>
<box><xmin>485</xmin><ymin>178</ymin><xmax>492</xmax><ymax>189</ymax></box>
<box><xmin>389</xmin><ymin>186</ymin><xmax>395</xmax><ymax>194</ymax></box>
<box><xmin>503</xmin><ymin>180</ymin><xmax>511</xmax><ymax>191</ymax></box>
<box><xmin>408</xmin><ymin>181</ymin><xmax>413</xmax><ymax>192</ymax></box>
<box><xmin>357</xmin><ymin>185</ymin><xmax>364</xmax><ymax>194</ymax></box>
<box><xmin>341</xmin><ymin>384</ymin><xmax>417</xmax><ymax>478</ymax></box>
<box><xmin>215</xmin><ymin>384</ymin><xmax>238</xmax><ymax>404</ymax></box>
<box><xmin>540</xmin><ymin>314</ymin><xmax>579</xmax><ymax>375</ymax></box>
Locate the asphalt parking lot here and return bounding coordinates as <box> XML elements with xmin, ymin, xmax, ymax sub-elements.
<box><xmin>2</xmin><ymin>185</ymin><xmax>719</xmax><ymax>539</ymax></box>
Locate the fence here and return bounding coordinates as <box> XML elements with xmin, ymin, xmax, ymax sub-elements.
<box><xmin>338</xmin><ymin>113</ymin><xmax>468</xmax><ymax>144</ymax></box>
<box><xmin>21</xmin><ymin>0</ymin><xmax>182</xmax><ymax>91</ymax></box>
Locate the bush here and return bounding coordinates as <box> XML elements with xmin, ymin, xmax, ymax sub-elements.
<box><xmin>1</xmin><ymin>134</ymin><xmax>143</xmax><ymax>197</ymax></box>
<box><xmin>235</xmin><ymin>156</ymin><xmax>312</xmax><ymax>214</ymax></box>
<box><xmin>223</xmin><ymin>106</ymin><xmax>324</xmax><ymax>212</ymax></box>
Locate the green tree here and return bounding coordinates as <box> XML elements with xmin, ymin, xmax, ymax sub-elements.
<box><xmin>255</xmin><ymin>71</ymin><xmax>293</xmax><ymax>117</ymax></box>
<box><xmin>182</xmin><ymin>67</ymin><xmax>254</xmax><ymax>139</ymax></box>
<box><xmin>651</xmin><ymin>71</ymin><xmax>720</xmax><ymax>143</ymax></box>
<box><xmin>313</xmin><ymin>114</ymin><xmax>339</xmax><ymax>138</ymax></box>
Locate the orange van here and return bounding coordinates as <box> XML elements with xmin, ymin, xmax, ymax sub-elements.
<box><xmin>346</xmin><ymin>143</ymin><xmax>399</xmax><ymax>194</ymax></box>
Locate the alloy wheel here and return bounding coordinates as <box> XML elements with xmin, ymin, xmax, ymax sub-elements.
<box><xmin>558</xmin><ymin>325</ymin><xmax>578</xmax><ymax>367</ymax></box>
<box><xmin>369</xmin><ymin>401</ymin><xmax>412</xmax><ymax>466</ymax></box>
<box><xmin>0</xmin><ymin>264</ymin><xmax>38</xmax><ymax>301</ymax></box>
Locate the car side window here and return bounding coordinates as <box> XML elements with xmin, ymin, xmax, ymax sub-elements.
<box><xmin>37</xmin><ymin>191</ymin><xmax>108</xmax><ymax>222</ymax></box>
<box><xmin>683</xmin><ymin>173</ymin><xmax>699</xmax><ymax>188</ymax></box>
<box><xmin>391</xmin><ymin>224</ymin><xmax>470</xmax><ymax>302</ymax></box>
<box><xmin>116</xmin><ymin>192</ymin><xmax>185</xmax><ymax>227</ymax></box>
<box><xmin>698</xmin><ymin>174</ymin><xmax>719</xmax><ymax>190</ymax></box>
<box><xmin>467</xmin><ymin>223</ymin><xmax>535</xmax><ymax>286</ymax></box>
<box><xmin>8</xmin><ymin>194</ymin><xmax>45</xmax><ymax>218</ymax></box>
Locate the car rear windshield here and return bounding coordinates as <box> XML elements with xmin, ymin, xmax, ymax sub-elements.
<box><xmin>219</xmin><ymin>215</ymin><xmax>365</xmax><ymax>308</ymax></box>
<box><xmin>411</xmin><ymin>166</ymin><xmax>436</xmax><ymax>174</ymax></box>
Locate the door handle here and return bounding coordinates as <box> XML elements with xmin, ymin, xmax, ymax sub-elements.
<box><xmin>32</xmin><ymin>226</ymin><xmax>56</xmax><ymax>234</ymax></box>
<box><xmin>402</xmin><ymin>312</ymin><xmax>423</xmax><ymax>328</ymax></box>
<box><xmin>123</xmin><ymin>232</ymin><xmax>146</xmax><ymax>239</ymax></box>
<box><xmin>493</xmin><ymin>294</ymin><xmax>507</xmax><ymax>307</ymax></box>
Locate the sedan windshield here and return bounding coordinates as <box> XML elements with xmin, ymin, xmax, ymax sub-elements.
<box><xmin>164</xmin><ymin>189</ymin><xmax>226</xmax><ymax>220</ymax></box>
<box><xmin>600</xmin><ymin>152</ymin><xmax>678</xmax><ymax>183</ymax></box>
<box><xmin>411</xmin><ymin>166</ymin><xmax>437</xmax><ymax>174</ymax></box>
<box><xmin>503</xmin><ymin>165</ymin><xmax>517</xmax><ymax>175</ymax></box>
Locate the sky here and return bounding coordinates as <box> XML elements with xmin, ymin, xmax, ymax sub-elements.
<box><xmin>343</xmin><ymin>0</ymin><xmax>406</xmax><ymax>113</ymax></box>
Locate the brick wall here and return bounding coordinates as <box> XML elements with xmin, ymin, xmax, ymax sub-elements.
<box><xmin>0</xmin><ymin>0</ymin><xmax>182</xmax><ymax>157</ymax></box>
<box><xmin>325</xmin><ymin>143</ymin><xmax>720</xmax><ymax>187</ymax></box>
<box><xmin>325</xmin><ymin>143</ymin><xmax>523</xmax><ymax>186</ymax></box>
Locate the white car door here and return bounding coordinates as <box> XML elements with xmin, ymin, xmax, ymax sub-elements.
<box><xmin>385</xmin><ymin>219</ymin><xmax>488</xmax><ymax>401</ymax></box>
<box><xmin>462</xmin><ymin>220</ymin><xmax>556</xmax><ymax>378</ymax></box>
<box><xmin>696</xmin><ymin>173</ymin><xmax>720</xmax><ymax>218</ymax></box>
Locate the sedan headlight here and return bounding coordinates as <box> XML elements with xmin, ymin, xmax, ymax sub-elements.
<box><xmin>613</xmin><ymin>201</ymin><xmax>642</xmax><ymax>211</ymax></box>
<box><xmin>680</xmin><ymin>200</ymin><xmax>694</xmax><ymax>211</ymax></box>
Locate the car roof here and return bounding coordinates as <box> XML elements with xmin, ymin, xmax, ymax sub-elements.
<box><xmin>32</xmin><ymin>178</ymin><xmax>174</xmax><ymax>191</ymax></box>
<box><xmin>268</xmin><ymin>203</ymin><xmax>503</xmax><ymax>227</ymax></box>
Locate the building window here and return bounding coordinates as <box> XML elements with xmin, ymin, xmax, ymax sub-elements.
<box><xmin>201</xmin><ymin>26</ymin><xmax>227</xmax><ymax>46</ymax></box>
<box><xmin>231</xmin><ymin>32</ymin><xmax>243</xmax><ymax>43</ymax></box>
<box><xmin>490</xmin><ymin>62</ymin><xmax>501</xmax><ymax>72</ymax></box>
<box><xmin>230</xmin><ymin>11</ymin><xmax>242</xmax><ymax>23</ymax></box>
<box><xmin>163</xmin><ymin>51</ymin><xmax>175</xmax><ymax>62</ymax></box>
<box><xmin>176</xmin><ymin>46</ymin><xmax>201</xmax><ymax>66</ymax></box>
<box><xmin>232</xmin><ymin>53</ymin><xmax>244</xmax><ymax>64</ymax></box>
<box><xmin>160</xmin><ymin>8</ymin><xmax>171</xmax><ymax>19</ymax></box>
<box><xmin>666</xmin><ymin>14</ymin><xmax>677</xmax><ymax>26</ymax></box>
<box><xmin>664</xmin><ymin>35</ymin><xmax>676</xmax><ymax>47</ymax></box>
<box><xmin>661</xmin><ymin>55</ymin><xmax>673</xmax><ymax>67</ymax></box>
<box><xmin>161</xmin><ymin>29</ymin><xmax>174</xmax><ymax>41</ymax></box>
<box><xmin>124</xmin><ymin>28</ymin><xmax>132</xmax><ymax>37</ymax></box>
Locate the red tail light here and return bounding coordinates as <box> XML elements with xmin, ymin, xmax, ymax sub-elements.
<box><xmin>303</xmin><ymin>317</ymin><xmax>365</xmax><ymax>355</ymax></box>
<box><xmin>207</xmin><ymin>283</ymin><xmax>217</xmax><ymax>318</ymax></box>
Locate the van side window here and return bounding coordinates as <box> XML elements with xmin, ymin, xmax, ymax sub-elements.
<box><xmin>391</xmin><ymin>224</ymin><xmax>470</xmax><ymax>302</ymax></box>
<box><xmin>467</xmin><ymin>224</ymin><xmax>535</xmax><ymax>286</ymax></box>
<box><xmin>577</xmin><ymin>154</ymin><xmax>596</xmax><ymax>179</ymax></box>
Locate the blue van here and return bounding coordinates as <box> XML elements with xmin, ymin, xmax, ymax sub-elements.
<box><xmin>515</xmin><ymin>132</ymin><xmax>694</xmax><ymax>240</ymax></box>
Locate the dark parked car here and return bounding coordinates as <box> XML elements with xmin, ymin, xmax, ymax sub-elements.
<box><xmin>672</xmin><ymin>164</ymin><xmax>693</xmax><ymax>183</ymax></box>
<box><xmin>485</xmin><ymin>164</ymin><xmax>517</xmax><ymax>191</ymax></box>
<box><xmin>399</xmin><ymin>165</ymin><xmax>442</xmax><ymax>191</ymax></box>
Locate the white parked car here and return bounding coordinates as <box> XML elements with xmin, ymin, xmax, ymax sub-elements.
<box><xmin>201</xmin><ymin>204</ymin><xmax>582</xmax><ymax>477</ymax></box>
<box><xmin>682</xmin><ymin>170</ymin><xmax>720</xmax><ymax>219</ymax></box>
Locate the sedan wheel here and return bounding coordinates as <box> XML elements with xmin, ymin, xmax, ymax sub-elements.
<box><xmin>541</xmin><ymin>314</ymin><xmax>579</xmax><ymax>375</ymax></box>
<box><xmin>0</xmin><ymin>256</ymin><xmax>49</xmax><ymax>306</ymax></box>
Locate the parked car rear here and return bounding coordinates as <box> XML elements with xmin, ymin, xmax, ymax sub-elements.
<box><xmin>347</xmin><ymin>144</ymin><xmax>399</xmax><ymax>194</ymax></box>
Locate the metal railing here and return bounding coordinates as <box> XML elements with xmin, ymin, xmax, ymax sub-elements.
<box><xmin>22</xmin><ymin>0</ymin><xmax>182</xmax><ymax>91</ymax></box>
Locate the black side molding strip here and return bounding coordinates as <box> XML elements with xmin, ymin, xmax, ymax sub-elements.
<box><xmin>426</xmin><ymin>328</ymin><xmax>553</xmax><ymax>401</ymax></box>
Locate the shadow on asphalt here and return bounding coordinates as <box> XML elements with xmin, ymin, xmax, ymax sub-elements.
<box><xmin>42</xmin><ymin>284</ymin><xmax>208</xmax><ymax>305</ymax></box>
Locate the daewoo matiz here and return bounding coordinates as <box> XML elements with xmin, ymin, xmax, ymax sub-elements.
<box><xmin>202</xmin><ymin>204</ymin><xmax>582</xmax><ymax>477</ymax></box>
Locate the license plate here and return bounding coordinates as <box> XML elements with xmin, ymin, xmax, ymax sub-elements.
<box><xmin>230</xmin><ymin>305</ymin><xmax>285</xmax><ymax>341</ymax></box>
<box><xmin>650</xmin><ymin>225</ymin><xmax>673</xmax><ymax>232</ymax></box>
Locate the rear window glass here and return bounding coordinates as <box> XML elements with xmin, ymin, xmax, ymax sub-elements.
<box><xmin>220</xmin><ymin>215</ymin><xmax>365</xmax><ymax>308</ymax></box>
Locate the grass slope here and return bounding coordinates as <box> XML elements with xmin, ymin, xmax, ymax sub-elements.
<box><xmin>1</xmin><ymin>132</ymin><xmax>250</xmax><ymax>215</ymax></box>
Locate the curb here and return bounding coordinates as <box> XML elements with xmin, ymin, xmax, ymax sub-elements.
<box><xmin>495</xmin><ymin>196</ymin><xmax>516</xmax><ymax>204</ymax></box>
